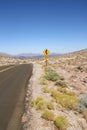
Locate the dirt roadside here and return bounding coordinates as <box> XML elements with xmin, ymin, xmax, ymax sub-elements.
<box><xmin>22</xmin><ymin>63</ymin><xmax>87</xmax><ymax>130</ymax></box>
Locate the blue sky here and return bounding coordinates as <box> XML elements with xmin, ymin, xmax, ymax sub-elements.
<box><xmin>0</xmin><ymin>0</ymin><xmax>87</xmax><ymax>54</ymax></box>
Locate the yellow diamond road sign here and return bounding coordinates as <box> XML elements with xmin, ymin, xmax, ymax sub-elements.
<box><xmin>43</xmin><ymin>49</ymin><xmax>50</xmax><ymax>55</ymax></box>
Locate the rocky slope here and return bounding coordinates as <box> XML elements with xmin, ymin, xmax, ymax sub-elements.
<box><xmin>0</xmin><ymin>53</ymin><xmax>33</xmax><ymax>65</ymax></box>
<box><xmin>0</xmin><ymin>49</ymin><xmax>87</xmax><ymax>130</ymax></box>
<box><xmin>22</xmin><ymin>49</ymin><xmax>87</xmax><ymax>130</ymax></box>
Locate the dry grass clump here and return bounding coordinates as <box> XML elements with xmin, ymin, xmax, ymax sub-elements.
<box><xmin>51</xmin><ymin>90</ymin><xmax>78</xmax><ymax>110</ymax></box>
<box><xmin>66</xmin><ymin>91</ymin><xmax>76</xmax><ymax>96</ymax></box>
<box><xmin>42</xmin><ymin>86</ymin><xmax>50</xmax><ymax>93</ymax></box>
<box><xmin>30</xmin><ymin>96</ymin><xmax>47</xmax><ymax>110</ymax></box>
<box><xmin>56</xmin><ymin>94</ymin><xmax>78</xmax><ymax>110</ymax></box>
<box><xmin>35</xmin><ymin>96</ymin><xmax>44</xmax><ymax>104</ymax></box>
<box><xmin>41</xmin><ymin>109</ymin><xmax>55</xmax><ymax>121</ymax></box>
<box><xmin>54</xmin><ymin>116</ymin><xmax>69</xmax><ymax>130</ymax></box>
<box><xmin>46</xmin><ymin>101</ymin><xmax>54</xmax><ymax>110</ymax></box>
<box><xmin>40</xmin><ymin>76</ymin><xmax>48</xmax><ymax>85</ymax></box>
<box><xmin>31</xmin><ymin>96</ymin><xmax>54</xmax><ymax>110</ymax></box>
<box><xmin>57</xmin><ymin>86</ymin><xmax>76</xmax><ymax>96</ymax></box>
<box><xmin>57</xmin><ymin>87</ymin><xmax>67</xmax><ymax>93</ymax></box>
<box><xmin>36</xmin><ymin>100</ymin><xmax>47</xmax><ymax>110</ymax></box>
<box><xmin>51</xmin><ymin>90</ymin><xmax>60</xmax><ymax>99</ymax></box>
<box><xmin>42</xmin><ymin>109</ymin><xmax>69</xmax><ymax>129</ymax></box>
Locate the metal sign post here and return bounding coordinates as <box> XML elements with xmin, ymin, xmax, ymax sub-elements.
<box><xmin>43</xmin><ymin>49</ymin><xmax>50</xmax><ymax>67</ymax></box>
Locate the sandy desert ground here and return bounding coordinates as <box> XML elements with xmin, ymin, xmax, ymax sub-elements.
<box><xmin>0</xmin><ymin>49</ymin><xmax>87</xmax><ymax>130</ymax></box>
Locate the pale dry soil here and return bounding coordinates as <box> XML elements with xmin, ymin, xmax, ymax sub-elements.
<box><xmin>22</xmin><ymin>62</ymin><xmax>87</xmax><ymax>130</ymax></box>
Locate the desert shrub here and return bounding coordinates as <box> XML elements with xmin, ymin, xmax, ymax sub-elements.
<box><xmin>51</xmin><ymin>90</ymin><xmax>60</xmax><ymax>98</ymax></box>
<box><xmin>44</xmin><ymin>68</ymin><xmax>61</xmax><ymax>81</ymax></box>
<box><xmin>66</xmin><ymin>91</ymin><xmax>76</xmax><ymax>96</ymax></box>
<box><xmin>54</xmin><ymin>116</ymin><xmax>69</xmax><ymax>130</ymax></box>
<box><xmin>42</xmin><ymin>86</ymin><xmax>50</xmax><ymax>93</ymax></box>
<box><xmin>40</xmin><ymin>77</ymin><xmax>48</xmax><ymax>85</ymax></box>
<box><xmin>55</xmin><ymin>81</ymin><xmax>67</xmax><ymax>88</ymax></box>
<box><xmin>35</xmin><ymin>96</ymin><xmax>46</xmax><ymax>110</ymax></box>
<box><xmin>35</xmin><ymin>96</ymin><xmax>44</xmax><ymax>104</ymax></box>
<box><xmin>31</xmin><ymin>96</ymin><xmax>54</xmax><ymax>110</ymax></box>
<box><xmin>56</xmin><ymin>94</ymin><xmax>78</xmax><ymax>109</ymax></box>
<box><xmin>57</xmin><ymin>87</ymin><xmax>76</xmax><ymax>96</ymax></box>
<box><xmin>42</xmin><ymin>109</ymin><xmax>55</xmax><ymax>121</ymax></box>
<box><xmin>36</xmin><ymin>100</ymin><xmax>47</xmax><ymax>110</ymax></box>
<box><xmin>57</xmin><ymin>87</ymin><xmax>67</xmax><ymax>93</ymax></box>
<box><xmin>30</xmin><ymin>96</ymin><xmax>46</xmax><ymax>110</ymax></box>
<box><xmin>47</xmin><ymin>101</ymin><xmax>54</xmax><ymax>110</ymax></box>
<box><xmin>78</xmin><ymin>94</ymin><xmax>87</xmax><ymax>112</ymax></box>
<box><xmin>51</xmin><ymin>90</ymin><xmax>78</xmax><ymax>110</ymax></box>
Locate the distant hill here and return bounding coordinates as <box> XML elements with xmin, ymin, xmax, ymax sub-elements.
<box><xmin>71</xmin><ymin>48</ymin><xmax>87</xmax><ymax>56</ymax></box>
<box><xmin>0</xmin><ymin>52</ymin><xmax>11</xmax><ymax>58</ymax></box>
<box><xmin>0</xmin><ymin>48</ymin><xmax>87</xmax><ymax>59</ymax></box>
<box><xmin>63</xmin><ymin>48</ymin><xmax>87</xmax><ymax>58</ymax></box>
<box><xmin>14</xmin><ymin>52</ymin><xmax>61</xmax><ymax>59</ymax></box>
<box><xmin>14</xmin><ymin>53</ymin><xmax>43</xmax><ymax>58</ymax></box>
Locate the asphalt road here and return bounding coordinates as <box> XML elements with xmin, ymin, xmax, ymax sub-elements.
<box><xmin>0</xmin><ymin>65</ymin><xmax>14</xmax><ymax>71</ymax></box>
<box><xmin>0</xmin><ymin>64</ymin><xmax>33</xmax><ymax>130</ymax></box>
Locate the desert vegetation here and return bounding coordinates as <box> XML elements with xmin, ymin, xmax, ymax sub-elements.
<box><xmin>54</xmin><ymin>116</ymin><xmax>69</xmax><ymax>130</ymax></box>
<box><xmin>7</xmin><ymin>49</ymin><xmax>86</xmax><ymax>130</ymax></box>
<box><xmin>44</xmin><ymin>68</ymin><xmax>62</xmax><ymax>81</ymax></box>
